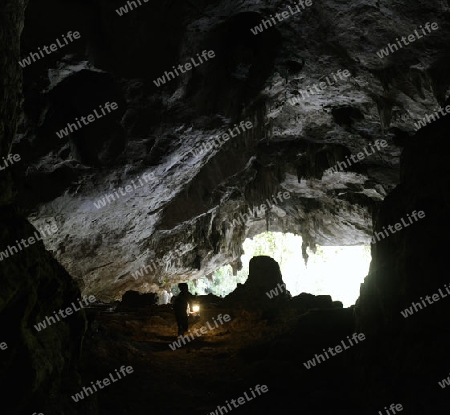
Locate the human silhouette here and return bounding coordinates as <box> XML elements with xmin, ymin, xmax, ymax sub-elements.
<box><xmin>172</xmin><ymin>283</ymin><xmax>195</xmax><ymax>336</ymax></box>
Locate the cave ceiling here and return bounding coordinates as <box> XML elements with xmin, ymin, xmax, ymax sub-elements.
<box><xmin>14</xmin><ymin>0</ymin><xmax>450</xmax><ymax>300</ymax></box>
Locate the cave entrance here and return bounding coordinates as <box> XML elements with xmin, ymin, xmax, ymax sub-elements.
<box><xmin>189</xmin><ymin>232</ymin><xmax>371</xmax><ymax>307</ymax></box>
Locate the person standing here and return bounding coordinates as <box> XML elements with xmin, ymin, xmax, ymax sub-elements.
<box><xmin>172</xmin><ymin>283</ymin><xmax>195</xmax><ymax>337</ymax></box>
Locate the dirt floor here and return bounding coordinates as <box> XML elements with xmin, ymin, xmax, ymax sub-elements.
<box><xmin>80</xmin><ymin>297</ymin><xmax>365</xmax><ymax>415</ymax></box>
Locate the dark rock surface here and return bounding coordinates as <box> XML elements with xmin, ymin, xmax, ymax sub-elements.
<box><xmin>1</xmin><ymin>0</ymin><xmax>450</xmax><ymax>413</ymax></box>
<box><xmin>223</xmin><ymin>256</ymin><xmax>291</xmax><ymax>306</ymax></box>
<box><xmin>0</xmin><ymin>1</ymin><xmax>88</xmax><ymax>413</ymax></box>
<box><xmin>83</xmin><ymin>289</ymin><xmax>357</xmax><ymax>414</ymax></box>
<box><xmin>119</xmin><ymin>290</ymin><xmax>158</xmax><ymax>309</ymax></box>
<box><xmin>15</xmin><ymin>0</ymin><xmax>446</xmax><ymax>300</ymax></box>
<box><xmin>354</xmin><ymin>97</ymin><xmax>450</xmax><ymax>413</ymax></box>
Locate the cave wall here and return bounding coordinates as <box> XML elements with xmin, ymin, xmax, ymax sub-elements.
<box><xmin>2</xmin><ymin>0</ymin><xmax>450</xmax><ymax>412</ymax></box>
<box><xmin>355</xmin><ymin>106</ymin><xmax>450</xmax><ymax>411</ymax></box>
<box><xmin>0</xmin><ymin>1</ymin><xmax>90</xmax><ymax>413</ymax></box>
<box><xmin>12</xmin><ymin>0</ymin><xmax>413</xmax><ymax>300</ymax></box>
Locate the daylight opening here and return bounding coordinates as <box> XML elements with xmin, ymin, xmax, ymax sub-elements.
<box><xmin>189</xmin><ymin>232</ymin><xmax>371</xmax><ymax>307</ymax></box>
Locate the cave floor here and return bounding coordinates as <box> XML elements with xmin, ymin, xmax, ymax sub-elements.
<box><xmin>82</xmin><ymin>302</ymin><xmax>363</xmax><ymax>415</ymax></box>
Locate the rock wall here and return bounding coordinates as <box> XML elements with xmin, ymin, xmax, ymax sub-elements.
<box><xmin>3</xmin><ymin>0</ymin><xmax>450</xmax><ymax>411</ymax></box>
<box><xmin>13</xmin><ymin>0</ymin><xmax>422</xmax><ymax>300</ymax></box>
<box><xmin>355</xmin><ymin>100</ymin><xmax>450</xmax><ymax>412</ymax></box>
<box><xmin>0</xmin><ymin>1</ymin><xmax>89</xmax><ymax>413</ymax></box>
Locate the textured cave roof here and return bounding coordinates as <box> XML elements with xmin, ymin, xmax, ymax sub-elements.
<box><xmin>15</xmin><ymin>0</ymin><xmax>450</xmax><ymax>300</ymax></box>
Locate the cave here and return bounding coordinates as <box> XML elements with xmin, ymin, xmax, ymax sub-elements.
<box><xmin>1</xmin><ymin>0</ymin><xmax>450</xmax><ymax>414</ymax></box>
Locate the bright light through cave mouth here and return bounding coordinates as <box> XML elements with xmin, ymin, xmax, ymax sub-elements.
<box><xmin>189</xmin><ymin>232</ymin><xmax>371</xmax><ymax>308</ymax></box>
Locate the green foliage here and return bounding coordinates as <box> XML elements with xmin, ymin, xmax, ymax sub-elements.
<box><xmin>187</xmin><ymin>232</ymin><xmax>371</xmax><ymax>305</ymax></box>
<box><xmin>189</xmin><ymin>232</ymin><xmax>296</xmax><ymax>297</ymax></box>
<box><xmin>188</xmin><ymin>265</ymin><xmax>247</xmax><ymax>297</ymax></box>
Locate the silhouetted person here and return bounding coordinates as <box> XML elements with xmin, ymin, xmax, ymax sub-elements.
<box><xmin>173</xmin><ymin>283</ymin><xmax>195</xmax><ymax>336</ymax></box>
